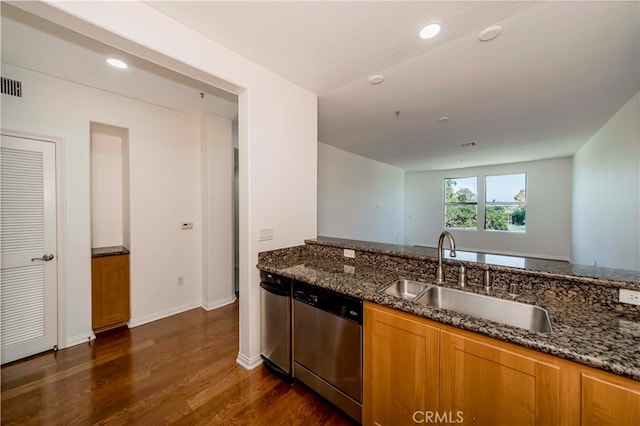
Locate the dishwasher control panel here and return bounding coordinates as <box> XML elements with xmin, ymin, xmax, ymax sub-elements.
<box><xmin>293</xmin><ymin>281</ymin><xmax>362</xmax><ymax>325</ymax></box>
<box><xmin>296</xmin><ymin>292</ymin><xmax>318</xmax><ymax>305</ymax></box>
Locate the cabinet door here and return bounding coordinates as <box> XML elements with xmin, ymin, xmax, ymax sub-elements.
<box><xmin>440</xmin><ymin>330</ymin><xmax>560</xmax><ymax>426</ymax></box>
<box><xmin>364</xmin><ymin>303</ymin><xmax>440</xmax><ymax>426</ymax></box>
<box><xmin>92</xmin><ymin>255</ymin><xmax>130</xmax><ymax>331</ymax></box>
<box><xmin>579</xmin><ymin>369</ymin><xmax>640</xmax><ymax>426</ymax></box>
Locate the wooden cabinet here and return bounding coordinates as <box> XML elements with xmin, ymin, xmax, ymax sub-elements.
<box><xmin>364</xmin><ymin>304</ymin><xmax>440</xmax><ymax>426</ymax></box>
<box><xmin>440</xmin><ymin>330</ymin><xmax>561</xmax><ymax>426</ymax></box>
<box><xmin>91</xmin><ymin>254</ymin><xmax>130</xmax><ymax>333</ymax></box>
<box><xmin>573</xmin><ymin>365</ymin><xmax>640</xmax><ymax>426</ymax></box>
<box><xmin>363</xmin><ymin>301</ymin><xmax>640</xmax><ymax>426</ymax></box>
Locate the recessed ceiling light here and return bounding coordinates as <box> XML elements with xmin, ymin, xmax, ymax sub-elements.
<box><xmin>107</xmin><ymin>58</ymin><xmax>128</xmax><ymax>69</ymax></box>
<box><xmin>438</xmin><ymin>116</ymin><xmax>451</xmax><ymax>122</ymax></box>
<box><xmin>478</xmin><ymin>26</ymin><xmax>503</xmax><ymax>42</ymax></box>
<box><xmin>369</xmin><ymin>75</ymin><xmax>384</xmax><ymax>84</ymax></box>
<box><xmin>419</xmin><ymin>22</ymin><xmax>442</xmax><ymax>40</ymax></box>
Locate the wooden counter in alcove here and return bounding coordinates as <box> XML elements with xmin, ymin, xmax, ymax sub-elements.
<box><xmin>91</xmin><ymin>246</ymin><xmax>130</xmax><ymax>333</ymax></box>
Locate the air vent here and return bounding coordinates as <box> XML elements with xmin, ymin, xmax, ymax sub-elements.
<box><xmin>1</xmin><ymin>77</ymin><xmax>22</xmax><ymax>98</ymax></box>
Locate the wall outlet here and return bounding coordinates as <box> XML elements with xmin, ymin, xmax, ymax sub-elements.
<box><xmin>619</xmin><ymin>289</ymin><xmax>640</xmax><ymax>306</ymax></box>
<box><xmin>343</xmin><ymin>249</ymin><xmax>355</xmax><ymax>258</ymax></box>
<box><xmin>177</xmin><ymin>276</ymin><xmax>184</xmax><ymax>286</ymax></box>
<box><xmin>259</xmin><ymin>227</ymin><xmax>274</xmax><ymax>241</ymax></box>
<box><xmin>344</xmin><ymin>264</ymin><xmax>356</xmax><ymax>274</ymax></box>
<box><xmin>181</xmin><ymin>222</ymin><xmax>193</xmax><ymax>230</ymax></box>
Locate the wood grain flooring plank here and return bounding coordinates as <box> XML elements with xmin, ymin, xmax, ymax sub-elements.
<box><xmin>1</xmin><ymin>302</ymin><xmax>355</xmax><ymax>425</ymax></box>
<box><xmin>89</xmin><ymin>350</ymin><xmax>238</xmax><ymax>424</ymax></box>
<box><xmin>1</xmin><ymin>339</ymin><xmax>156</xmax><ymax>400</ymax></box>
<box><xmin>218</xmin><ymin>378</ymin><xmax>297</xmax><ymax>426</ymax></box>
<box><xmin>174</xmin><ymin>366</ymin><xmax>283</xmax><ymax>425</ymax></box>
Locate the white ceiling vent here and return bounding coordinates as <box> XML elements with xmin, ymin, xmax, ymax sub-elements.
<box><xmin>1</xmin><ymin>77</ymin><xmax>22</xmax><ymax>98</ymax></box>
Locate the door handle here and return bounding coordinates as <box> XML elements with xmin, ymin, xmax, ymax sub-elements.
<box><xmin>31</xmin><ymin>253</ymin><xmax>55</xmax><ymax>262</ymax></box>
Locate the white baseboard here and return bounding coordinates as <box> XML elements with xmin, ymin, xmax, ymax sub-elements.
<box><xmin>65</xmin><ymin>331</ymin><xmax>96</xmax><ymax>348</ymax></box>
<box><xmin>201</xmin><ymin>295</ymin><xmax>237</xmax><ymax>311</ymax></box>
<box><xmin>128</xmin><ymin>300</ymin><xmax>201</xmax><ymax>328</ymax></box>
<box><xmin>236</xmin><ymin>351</ymin><xmax>263</xmax><ymax>370</ymax></box>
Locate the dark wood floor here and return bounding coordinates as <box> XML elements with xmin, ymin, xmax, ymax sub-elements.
<box><xmin>1</xmin><ymin>301</ymin><xmax>357</xmax><ymax>425</ymax></box>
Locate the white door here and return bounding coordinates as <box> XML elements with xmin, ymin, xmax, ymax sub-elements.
<box><xmin>1</xmin><ymin>134</ymin><xmax>57</xmax><ymax>364</ymax></box>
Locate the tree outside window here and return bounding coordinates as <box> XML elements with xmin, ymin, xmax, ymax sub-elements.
<box><xmin>485</xmin><ymin>174</ymin><xmax>526</xmax><ymax>232</ymax></box>
<box><xmin>444</xmin><ymin>177</ymin><xmax>477</xmax><ymax>229</ymax></box>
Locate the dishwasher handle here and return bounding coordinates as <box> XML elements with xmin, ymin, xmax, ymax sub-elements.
<box><xmin>260</xmin><ymin>281</ymin><xmax>290</xmax><ymax>297</ymax></box>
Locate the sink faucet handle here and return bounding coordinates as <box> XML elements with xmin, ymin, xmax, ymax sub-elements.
<box><xmin>483</xmin><ymin>267</ymin><xmax>492</xmax><ymax>294</ymax></box>
<box><xmin>509</xmin><ymin>282</ymin><xmax>520</xmax><ymax>296</ymax></box>
<box><xmin>457</xmin><ymin>262</ymin><xmax>467</xmax><ymax>288</ymax></box>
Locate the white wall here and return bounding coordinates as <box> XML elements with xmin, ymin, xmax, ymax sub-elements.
<box><xmin>201</xmin><ymin>114</ymin><xmax>235</xmax><ymax>310</ymax></box>
<box><xmin>2</xmin><ymin>62</ymin><xmax>203</xmax><ymax>345</ymax></box>
<box><xmin>318</xmin><ymin>143</ymin><xmax>405</xmax><ymax>244</ymax></box>
<box><xmin>90</xmin><ymin>131</ymin><xmax>123</xmax><ymax>248</ymax></box>
<box><xmin>573</xmin><ymin>92</ymin><xmax>640</xmax><ymax>270</ymax></box>
<box><xmin>405</xmin><ymin>158</ymin><xmax>573</xmax><ymax>260</ymax></box>
<box><xmin>13</xmin><ymin>1</ymin><xmax>318</xmax><ymax>368</ymax></box>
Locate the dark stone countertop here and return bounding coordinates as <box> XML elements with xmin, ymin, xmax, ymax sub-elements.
<box><xmin>307</xmin><ymin>236</ymin><xmax>640</xmax><ymax>287</ymax></box>
<box><xmin>91</xmin><ymin>246</ymin><xmax>130</xmax><ymax>258</ymax></box>
<box><xmin>258</xmin><ymin>247</ymin><xmax>640</xmax><ymax>382</ymax></box>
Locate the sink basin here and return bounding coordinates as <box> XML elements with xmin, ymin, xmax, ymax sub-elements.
<box><xmin>384</xmin><ymin>279</ymin><xmax>428</xmax><ymax>301</ymax></box>
<box><xmin>415</xmin><ymin>286</ymin><xmax>553</xmax><ymax>333</ymax></box>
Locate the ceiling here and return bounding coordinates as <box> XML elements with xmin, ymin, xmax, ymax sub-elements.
<box><xmin>3</xmin><ymin>2</ymin><xmax>639</xmax><ymax>171</ymax></box>
<box><xmin>0</xmin><ymin>4</ymin><xmax>238</xmax><ymax>119</ymax></box>
<box><xmin>148</xmin><ymin>1</ymin><xmax>640</xmax><ymax>171</ymax></box>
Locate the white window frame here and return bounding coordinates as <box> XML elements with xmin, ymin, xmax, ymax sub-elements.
<box><xmin>443</xmin><ymin>176</ymin><xmax>479</xmax><ymax>231</ymax></box>
<box><xmin>484</xmin><ymin>173</ymin><xmax>527</xmax><ymax>233</ymax></box>
<box><xmin>443</xmin><ymin>173</ymin><xmax>527</xmax><ymax>233</ymax></box>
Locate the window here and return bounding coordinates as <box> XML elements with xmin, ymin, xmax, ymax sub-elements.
<box><xmin>443</xmin><ymin>173</ymin><xmax>526</xmax><ymax>232</ymax></box>
<box><xmin>444</xmin><ymin>177</ymin><xmax>477</xmax><ymax>230</ymax></box>
<box><xmin>485</xmin><ymin>173</ymin><xmax>526</xmax><ymax>232</ymax></box>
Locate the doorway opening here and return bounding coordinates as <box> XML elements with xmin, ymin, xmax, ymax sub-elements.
<box><xmin>2</xmin><ymin>4</ymin><xmax>240</xmax><ymax>360</ymax></box>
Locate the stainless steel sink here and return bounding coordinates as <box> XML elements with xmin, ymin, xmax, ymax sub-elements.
<box><xmin>384</xmin><ymin>279</ymin><xmax>428</xmax><ymax>301</ymax></box>
<box><xmin>415</xmin><ymin>286</ymin><xmax>553</xmax><ymax>333</ymax></box>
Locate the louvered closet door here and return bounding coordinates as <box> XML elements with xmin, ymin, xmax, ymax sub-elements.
<box><xmin>1</xmin><ymin>135</ymin><xmax>57</xmax><ymax>364</ymax></box>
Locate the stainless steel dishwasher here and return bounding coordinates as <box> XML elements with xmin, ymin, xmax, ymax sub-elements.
<box><xmin>293</xmin><ymin>281</ymin><xmax>363</xmax><ymax>423</ymax></box>
<box><xmin>260</xmin><ymin>270</ymin><xmax>292</xmax><ymax>378</ymax></box>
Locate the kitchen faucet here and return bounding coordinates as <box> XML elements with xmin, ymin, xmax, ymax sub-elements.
<box><xmin>435</xmin><ymin>231</ymin><xmax>456</xmax><ymax>284</ymax></box>
<box><xmin>457</xmin><ymin>262</ymin><xmax>467</xmax><ymax>288</ymax></box>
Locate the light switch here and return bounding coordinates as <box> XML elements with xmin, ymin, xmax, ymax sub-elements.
<box><xmin>181</xmin><ymin>222</ymin><xmax>193</xmax><ymax>230</ymax></box>
<box><xmin>259</xmin><ymin>227</ymin><xmax>274</xmax><ymax>241</ymax></box>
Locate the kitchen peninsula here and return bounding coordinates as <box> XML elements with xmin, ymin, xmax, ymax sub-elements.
<box><xmin>258</xmin><ymin>237</ymin><xmax>640</xmax><ymax>425</ymax></box>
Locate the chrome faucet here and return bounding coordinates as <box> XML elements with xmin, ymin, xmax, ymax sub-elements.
<box><xmin>457</xmin><ymin>262</ymin><xmax>467</xmax><ymax>288</ymax></box>
<box><xmin>435</xmin><ymin>231</ymin><xmax>456</xmax><ymax>284</ymax></box>
<box><xmin>483</xmin><ymin>266</ymin><xmax>492</xmax><ymax>294</ymax></box>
